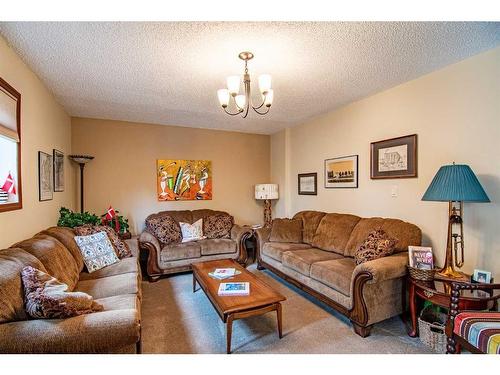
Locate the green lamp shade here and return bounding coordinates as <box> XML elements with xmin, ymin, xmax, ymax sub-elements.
<box><xmin>422</xmin><ymin>164</ymin><xmax>490</xmax><ymax>202</ymax></box>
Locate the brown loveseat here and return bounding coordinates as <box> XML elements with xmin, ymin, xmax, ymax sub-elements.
<box><xmin>139</xmin><ymin>209</ymin><xmax>252</xmax><ymax>281</ymax></box>
<box><xmin>0</xmin><ymin>227</ymin><xmax>142</xmax><ymax>353</ymax></box>
<box><xmin>255</xmin><ymin>210</ymin><xmax>421</xmax><ymax>337</ymax></box>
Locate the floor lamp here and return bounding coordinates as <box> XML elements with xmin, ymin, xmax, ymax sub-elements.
<box><xmin>255</xmin><ymin>184</ymin><xmax>279</xmax><ymax>228</ymax></box>
<box><xmin>69</xmin><ymin>155</ymin><xmax>94</xmax><ymax>213</ymax></box>
<box><xmin>422</xmin><ymin>163</ymin><xmax>490</xmax><ymax>280</ymax></box>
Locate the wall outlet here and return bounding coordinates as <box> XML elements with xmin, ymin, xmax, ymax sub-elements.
<box><xmin>391</xmin><ymin>185</ymin><xmax>398</xmax><ymax>198</ymax></box>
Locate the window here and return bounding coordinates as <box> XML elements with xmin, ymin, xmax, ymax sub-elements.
<box><xmin>0</xmin><ymin>77</ymin><xmax>21</xmax><ymax>212</ymax></box>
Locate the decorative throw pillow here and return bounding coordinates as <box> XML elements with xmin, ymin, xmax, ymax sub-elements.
<box><xmin>21</xmin><ymin>265</ymin><xmax>103</xmax><ymax>319</ymax></box>
<box><xmin>203</xmin><ymin>214</ymin><xmax>234</xmax><ymax>239</ymax></box>
<box><xmin>74</xmin><ymin>224</ymin><xmax>132</xmax><ymax>259</ymax></box>
<box><xmin>145</xmin><ymin>215</ymin><xmax>182</xmax><ymax>246</ymax></box>
<box><xmin>269</xmin><ymin>218</ymin><xmax>303</xmax><ymax>243</ymax></box>
<box><xmin>74</xmin><ymin>231</ymin><xmax>120</xmax><ymax>273</ymax></box>
<box><xmin>354</xmin><ymin>229</ymin><xmax>398</xmax><ymax>265</ymax></box>
<box><xmin>179</xmin><ymin>219</ymin><xmax>205</xmax><ymax>243</ymax></box>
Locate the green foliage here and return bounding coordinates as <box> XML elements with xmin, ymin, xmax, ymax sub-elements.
<box><xmin>57</xmin><ymin>207</ymin><xmax>101</xmax><ymax>228</ymax></box>
<box><xmin>101</xmin><ymin>212</ymin><xmax>130</xmax><ymax>234</ymax></box>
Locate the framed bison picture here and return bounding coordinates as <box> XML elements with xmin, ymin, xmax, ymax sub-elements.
<box><xmin>370</xmin><ymin>134</ymin><xmax>417</xmax><ymax>179</ymax></box>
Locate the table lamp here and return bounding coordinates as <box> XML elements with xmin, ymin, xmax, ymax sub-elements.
<box><xmin>69</xmin><ymin>154</ymin><xmax>94</xmax><ymax>213</ymax></box>
<box><xmin>255</xmin><ymin>184</ymin><xmax>279</xmax><ymax>228</ymax></box>
<box><xmin>422</xmin><ymin>163</ymin><xmax>490</xmax><ymax>280</ymax></box>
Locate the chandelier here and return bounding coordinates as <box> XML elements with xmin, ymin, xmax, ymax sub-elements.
<box><xmin>217</xmin><ymin>51</ymin><xmax>274</xmax><ymax>118</ymax></box>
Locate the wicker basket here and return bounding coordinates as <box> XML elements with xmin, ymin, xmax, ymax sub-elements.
<box><xmin>418</xmin><ymin>306</ymin><xmax>447</xmax><ymax>353</ymax></box>
<box><xmin>408</xmin><ymin>265</ymin><xmax>435</xmax><ymax>281</ymax></box>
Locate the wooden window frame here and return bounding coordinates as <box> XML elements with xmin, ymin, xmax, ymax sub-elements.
<box><xmin>0</xmin><ymin>76</ymin><xmax>22</xmax><ymax>213</ymax></box>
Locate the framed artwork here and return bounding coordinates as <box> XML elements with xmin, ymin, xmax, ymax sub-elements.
<box><xmin>473</xmin><ymin>269</ymin><xmax>492</xmax><ymax>283</ymax></box>
<box><xmin>157</xmin><ymin>159</ymin><xmax>212</xmax><ymax>201</ymax></box>
<box><xmin>298</xmin><ymin>173</ymin><xmax>317</xmax><ymax>195</ymax></box>
<box><xmin>370</xmin><ymin>134</ymin><xmax>417</xmax><ymax>179</ymax></box>
<box><xmin>324</xmin><ymin>155</ymin><xmax>358</xmax><ymax>188</ymax></box>
<box><xmin>53</xmin><ymin>149</ymin><xmax>64</xmax><ymax>192</ymax></box>
<box><xmin>38</xmin><ymin>151</ymin><xmax>53</xmax><ymax>201</ymax></box>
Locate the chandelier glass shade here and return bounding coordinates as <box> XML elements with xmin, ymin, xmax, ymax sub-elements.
<box><xmin>217</xmin><ymin>51</ymin><xmax>273</xmax><ymax>118</ymax></box>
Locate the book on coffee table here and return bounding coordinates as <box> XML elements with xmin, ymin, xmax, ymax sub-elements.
<box><xmin>218</xmin><ymin>282</ymin><xmax>250</xmax><ymax>296</ymax></box>
<box><xmin>209</xmin><ymin>268</ymin><xmax>242</xmax><ymax>280</ymax></box>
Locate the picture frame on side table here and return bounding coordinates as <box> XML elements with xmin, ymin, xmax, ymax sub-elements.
<box><xmin>473</xmin><ymin>269</ymin><xmax>492</xmax><ymax>283</ymax></box>
<box><xmin>53</xmin><ymin>149</ymin><xmax>64</xmax><ymax>192</ymax></box>
<box><xmin>38</xmin><ymin>151</ymin><xmax>53</xmax><ymax>201</ymax></box>
<box><xmin>298</xmin><ymin>173</ymin><xmax>317</xmax><ymax>195</ymax></box>
<box><xmin>370</xmin><ymin>134</ymin><xmax>417</xmax><ymax>179</ymax></box>
<box><xmin>324</xmin><ymin>155</ymin><xmax>358</xmax><ymax>188</ymax></box>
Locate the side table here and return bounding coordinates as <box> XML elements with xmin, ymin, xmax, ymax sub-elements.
<box><xmin>406</xmin><ymin>276</ymin><xmax>499</xmax><ymax>337</ymax></box>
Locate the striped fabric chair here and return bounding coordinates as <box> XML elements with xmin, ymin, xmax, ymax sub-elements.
<box><xmin>447</xmin><ymin>282</ymin><xmax>500</xmax><ymax>354</ymax></box>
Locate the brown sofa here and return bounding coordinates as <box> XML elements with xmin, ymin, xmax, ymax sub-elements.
<box><xmin>0</xmin><ymin>226</ymin><xmax>142</xmax><ymax>353</ymax></box>
<box><xmin>255</xmin><ymin>210</ymin><xmax>421</xmax><ymax>337</ymax></box>
<box><xmin>139</xmin><ymin>209</ymin><xmax>252</xmax><ymax>281</ymax></box>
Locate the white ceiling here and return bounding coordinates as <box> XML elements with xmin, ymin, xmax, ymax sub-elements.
<box><xmin>1</xmin><ymin>22</ymin><xmax>499</xmax><ymax>135</ymax></box>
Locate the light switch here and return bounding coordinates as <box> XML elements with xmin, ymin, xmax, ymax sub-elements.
<box><xmin>391</xmin><ymin>185</ymin><xmax>398</xmax><ymax>198</ymax></box>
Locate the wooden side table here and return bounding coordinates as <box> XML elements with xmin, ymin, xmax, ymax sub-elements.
<box><xmin>406</xmin><ymin>276</ymin><xmax>499</xmax><ymax>337</ymax></box>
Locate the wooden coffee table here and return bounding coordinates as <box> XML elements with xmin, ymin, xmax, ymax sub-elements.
<box><xmin>192</xmin><ymin>259</ymin><xmax>286</xmax><ymax>353</ymax></box>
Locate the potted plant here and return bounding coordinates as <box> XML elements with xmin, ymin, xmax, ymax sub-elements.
<box><xmin>57</xmin><ymin>207</ymin><xmax>101</xmax><ymax>228</ymax></box>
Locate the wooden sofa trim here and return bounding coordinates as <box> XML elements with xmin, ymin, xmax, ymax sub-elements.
<box><xmin>140</xmin><ymin>232</ymin><xmax>251</xmax><ymax>282</ymax></box>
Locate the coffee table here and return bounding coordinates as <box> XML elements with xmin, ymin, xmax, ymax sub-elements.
<box><xmin>192</xmin><ymin>259</ymin><xmax>286</xmax><ymax>353</ymax></box>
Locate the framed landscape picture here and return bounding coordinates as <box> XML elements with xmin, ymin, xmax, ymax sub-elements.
<box><xmin>38</xmin><ymin>151</ymin><xmax>53</xmax><ymax>201</ymax></box>
<box><xmin>53</xmin><ymin>149</ymin><xmax>64</xmax><ymax>192</ymax></box>
<box><xmin>324</xmin><ymin>155</ymin><xmax>358</xmax><ymax>188</ymax></box>
<box><xmin>157</xmin><ymin>159</ymin><xmax>212</xmax><ymax>201</ymax></box>
<box><xmin>298</xmin><ymin>173</ymin><xmax>317</xmax><ymax>195</ymax></box>
<box><xmin>371</xmin><ymin>134</ymin><xmax>417</xmax><ymax>179</ymax></box>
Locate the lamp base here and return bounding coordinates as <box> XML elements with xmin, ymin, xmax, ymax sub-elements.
<box><xmin>436</xmin><ymin>266</ymin><xmax>469</xmax><ymax>282</ymax></box>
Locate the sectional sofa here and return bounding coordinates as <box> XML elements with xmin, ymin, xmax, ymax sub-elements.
<box><xmin>0</xmin><ymin>226</ymin><xmax>142</xmax><ymax>353</ymax></box>
<box><xmin>256</xmin><ymin>210</ymin><xmax>421</xmax><ymax>337</ymax></box>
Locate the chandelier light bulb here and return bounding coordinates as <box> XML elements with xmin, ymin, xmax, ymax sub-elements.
<box><xmin>258</xmin><ymin>74</ymin><xmax>272</xmax><ymax>94</ymax></box>
<box><xmin>226</xmin><ymin>75</ymin><xmax>241</xmax><ymax>96</ymax></box>
<box><xmin>235</xmin><ymin>94</ymin><xmax>246</xmax><ymax>110</ymax></box>
<box><xmin>217</xmin><ymin>89</ymin><xmax>230</xmax><ymax>107</ymax></box>
<box><xmin>264</xmin><ymin>89</ymin><xmax>274</xmax><ymax>107</ymax></box>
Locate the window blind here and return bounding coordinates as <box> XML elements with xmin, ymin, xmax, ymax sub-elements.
<box><xmin>0</xmin><ymin>86</ymin><xmax>19</xmax><ymax>142</ymax></box>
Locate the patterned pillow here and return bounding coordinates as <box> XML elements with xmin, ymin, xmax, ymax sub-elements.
<box><xmin>145</xmin><ymin>215</ymin><xmax>182</xmax><ymax>246</ymax></box>
<box><xmin>179</xmin><ymin>219</ymin><xmax>205</xmax><ymax>243</ymax></box>
<box><xmin>21</xmin><ymin>265</ymin><xmax>103</xmax><ymax>319</ymax></box>
<box><xmin>74</xmin><ymin>231</ymin><xmax>120</xmax><ymax>273</ymax></box>
<box><xmin>354</xmin><ymin>229</ymin><xmax>398</xmax><ymax>265</ymax></box>
<box><xmin>203</xmin><ymin>214</ymin><xmax>234</xmax><ymax>239</ymax></box>
<box><xmin>74</xmin><ymin>225</ymin><xmax>132</xmax><ymax>259</ymax></box>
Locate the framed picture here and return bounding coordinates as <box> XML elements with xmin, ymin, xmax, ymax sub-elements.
<box><xmin>324</xmin><ymin>155</ymin><xmax>358</xmax><ymax>188</ymax></box>
<box><xmin>157</xmin><ymin>159</ymin><xmax>212</xmax><ymax>201</ymax></box>
<box><xmin>53</xmin><ymin>149</ymin><xmax>64</xmax><ymax>192</ymax></box>
<box><xmin>370</xmin><ymin>134</ymin><xmax>417</xmax><ymax>179</ymax></box>
<box><xmin>38</xmin><ymin>151</ymin><xmax>53</xmax><ymax>201</ymax></box>
<box><xmin>298</xmin><ymin>173</ymin><xmax>317</xmax><ymax>195</ymax></box>
<box><xmin>473</xmin><ymin>269</ymin><xmax>492</xmax><ymax>283</ymax></box>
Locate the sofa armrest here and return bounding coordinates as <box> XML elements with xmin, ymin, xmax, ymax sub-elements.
<box><xmin>230</xmin><ymin>224</ymin><xmax>252</xmax><ymax>244</ymax></box>
<box><xmin>0</xmin><ymin>309</ymin><xmax>140</xmax><ymax>353</ymax></box>
<box><xmin>352</xmin><ymin>252</ymin><xmax>408</xmax><ymax>284</ymax></box>
<box><xmin>138</xmin><ymin>231</ymin><xmax>161</xmax><ymax>253</ymax></box>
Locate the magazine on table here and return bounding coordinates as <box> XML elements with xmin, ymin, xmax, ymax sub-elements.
<box><xmin>408</xmin><ymin>246</ymin><xmax>434</xmax><ymax>270</ymax></box>
<box><xmin>218</xmin><ymin>282</ymin><xmax>250</xmax><ymax>296</ymax></box>
<box><xmin>209</xmin><ymin>268</ymin><xmax>241</xmax><ymax>280</ymax></box>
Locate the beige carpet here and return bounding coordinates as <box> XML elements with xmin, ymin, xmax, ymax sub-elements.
<box><xmin>141</xmin><ymin>264</ymin><xmax>434</xmax><ymax>354</ymax></box>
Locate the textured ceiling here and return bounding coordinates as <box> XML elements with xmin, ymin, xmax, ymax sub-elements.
<box><xmin>1</xmin><ymin>22</ymin><xmax>499</xmax><ymax>134</ymax></box>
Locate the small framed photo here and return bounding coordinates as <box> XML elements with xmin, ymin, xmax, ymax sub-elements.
<box><xmin>324</xmin><ymin>155</ymin><xmax>358</xmax><ymax>188</ymax></box>
<box><xmin>38</xmin><ymin>151</ymin><xmax>53</xmax><ymax>201</ymax></box>
<box><xmin>473</xmin><ymin>269</ymin><xmax>491</xmax><ymax>283</ymax></box>
<box><xmin>298</xmin><ymin>173</ymin><xmax>317</xmax><ymax>195</ymax></box>
<box><xmin>370</xmin><ymin>134</ymin><xmax>417</xmax><ymax>179</ymax></box>
<box><xmin>53</xmin><ymin>149</ymin><xmax>64</xmax><ymax>192</ymax></box>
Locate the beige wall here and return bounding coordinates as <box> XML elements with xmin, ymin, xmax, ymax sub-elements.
<box><xmin>71</xmin><ymin>118</ymin><xmax>270</xmax><ymax>234</ymax></box>
<box><xmin>271</xmin><ymin>47</ymin><xmax>500</xmax><ymax>278</ymax></box>
<box><xmin>0</xmin><ymin>36</ymin><xmax>75</xmax><ymax>248</ymax></box>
